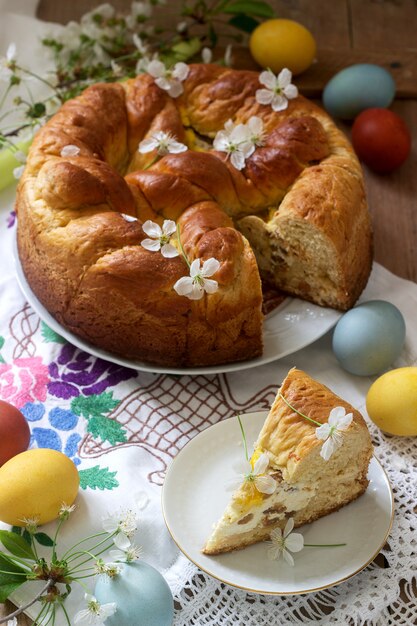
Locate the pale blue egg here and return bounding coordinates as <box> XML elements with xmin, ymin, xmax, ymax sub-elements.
<box><xmin>332</xmin><ymin>300</ymin><xmax>405</xmax><ymax>376</ymax></box>
<box><xmin>94</xmin><ymin>561</ymin><xmax>174</xmax><ymax>626</ymax></box>
<box><xmin>323</xmin><ymin>64</ymin><xmax>395</xmax><ymax>119</ymax></box>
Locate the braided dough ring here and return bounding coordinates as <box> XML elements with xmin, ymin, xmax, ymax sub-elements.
<box><xmin>16</xmin><ymin>64</ymin><xmax>372</xmax><ymax>367</ymax></box>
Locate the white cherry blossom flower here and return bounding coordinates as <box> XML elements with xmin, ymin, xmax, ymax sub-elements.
<box><xmin>256</xmin><ymin>68</ymin><xmax>298</xmax><ymax>112</ymax></box>
<box><xmin>201</xmin><ymin>47</ymin><xmax>213</xmax><ymax>63</ymax></box>
<box><xmin>7</xmin><ymin>618</ymin><xmax>17</xmax><ymax>626</ymax></box>
<box><xmin>138</xmin><ymin>130</ymin><xmax>187</xmax><ymax>156</ymax></box>
<box><xmin>213</xmin><ymin>120</ymin><xmax>254</xmax><ymax>170</ymax></box>
<box><xmin>177</xmin><ymin>21</ymin><xmax>188</xmax><ymax>33</ymax></box>
<box><xmin>94</xmin><ymin>560</ymin><xmax>122</xmax><ymax>577</ymax></box>
<box><xmin>19</xmin><ymin>516</ymin><xmax>39</xmax><ymax>533</ymax></box>
<box><xmin>110</xmin><ymin>543</ymin><xmax>143</xmax><ymax>563</ymax></box>
<box><xmin>102</xmin><ymin>509</ymin><xmax>138</xmax><ymax>545</ymax></box>
<box><xmin>60</xmin><ymin>144</ymin><xmax>81</xmax><ymax>158</ymax></box>
<box><xmin>236</xmin><ymin>452</ymin><xmax>277</xmax><ymax>495</ymax></box>
<box><xmin>267</xmin><ymin>518</ymin><xmax>304</xmax><ymax>566</ymax></box>
<box><xmin>74</xmin><ymin>594</ymin><xmax>117</xmax><ymax>625</ymax></box>
<box><xmin>147</xmin><ymin>59</ymin><xmax>189</xmax><ymax>97</ymax></box>
<box><xmin>174</xmin><ymin>257</ymin><xmax>220</xmax><ymax>300</ymax></box>
<box><xmin>316</xmin><ymin>406</ymin><xmax>353</xmax><ymax>461</ymax></box>
<box><xmin>141</xmin><ymin>219</ymin><xmax>179</xmax><ymax>258</ymax></box>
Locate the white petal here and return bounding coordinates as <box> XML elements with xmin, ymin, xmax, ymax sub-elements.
<box><xmin>188</xmin><ymin>283</ymin><xmax>205</xmax><ymax>300</ymax></box>
<box><xmin>255</xmin><ymin>474</ymin><xmax>276</xmax><ymax>495</ymax></box>
<box><xmin>142</xmin><ymin>220</ymin><xmax>162</xmax><ymax>238</ymax></box>
<box><xmin>320</xmin><ymin>437</ymin><xmax>336</xmax><ymax>461</ymax></box>
<box><xmin>73</xmin><ymin>608</ymin><xmax>90</xmax><ymax>624</ymax></box>
<box><xmin>278</xmin><ymin>68</ymin><xmax>292</xmax><ymax>88</ymax></box>
<box><xmin>138</xmin><ymin>137</ymin><xmax>158</xmax><ymax>153</ymax></box>
<box><xmin>161</xmin><ymin>243</ymin><xmax>179</xmax><ymax>258</ymax></box>
<box><xmin>189</xmin><ymin>258</ymin><xmax>202</xmax><ymax>278</ymax></box>
<box><xmin>121</xmin><ymin>213</ymin><xmax>138</xmax><ymax>222</ymax></box>
<box><xmin>13</xmin><ymin>165</ymin><xmax>25</xmax><ymax>179</ymax></box>
<box><xmin>268</xmin><ymin>545</ymin><xmax>282</xmax><ymax>560</ymax></box>
<box><xmin>167</xmin><ymin>80</ymin><xmax>184</xmax><ymax>98</ymax></box>
<box><xmin>201</xmin><ymin>257</ymin><xmax>220</xmax><ymax>277</ymax></box>
<box><xmin>60</xmin><ymin>144</ymin><xmax>80</xmax><ymax>157</ymax></box>
<box><xmin>167</xmin><ymin>140</ymin><xmax>188</xmax><ymax>153</ymax></box>
<box><xmin>141</xmin><ymin>238</ymin><xmax>161</xmax><ymax>252</ymax></box>
<box><xmin>230</xmin><ymin>123</ymin><xmax>250</xmax><ymax>143</ymax></box>
<box><xmin>109</xmin><ymin>549</ymin><xmax>125</xmax><ymax>561</ymax></box>
<box><xmin>315</xmin><ymin>422</ymin><xmax>331</xmax><ymax>441</ymax></box>
<box><xmin>100</xmin><ymin>602</ymin><xmax>117</xmax><ymax>618</ymax></box>
<box><xmin>233</xmin><ymin>458</ymin><xmax>252</xmax><ymax>476</ymax></box>
<box><xmin>224</xmin><ymin>119</ymin><xmax>235</xmax><ymax>133</ymax></box>
<box><xmin>259</xmin><ymin>69</ymin><xmax>276</xmax><ymax>89</ymax></box>
<box><xmin>7</xmin><ymin>43</ymin><xmax>16</xmax><ymax>61</ymax></box>
<box><xmin>202</xmin><ymin>278</ymin><xmax>218</xmax><ymax>294</ymax></box>
<box><xmin>256</xmin><ymin>88</ymin><xmax>274</xmax><ymax>106</ymax></box>
<box><xmin>202</xmin><ymin>47</ymin><xmax>213</xmax><ymax>63</ymax></box>
<box><xmin>113</xmin><ymin>533</ymin><xmax>131</xmax><ymax>550</ymax></box>
<box><xmin>283</xmin><ymin>517</ymin><xmax>295</xmax><ymax>538</ymax></box>
<box><xmin>328</xmin><ymin>406</ymin><xmax>346</xmax><ymax>425</ymax></box>
<box><xmin>133</xmin><ymin>33</ymin><xmax>146</xmax><ymax>53</ymax></box>
<box><xmin>134</xmin><ymin>491</ymin><xmax>150</xmax><ymax>510</ymax></box>
<box><xmin>248</xmin><ymin>116</ymin><xmax>263</xmax><ymax>135</ymax></box>
<box><xmin>213</xmin><ymin>131</ymin><xmax>230</xmax><ymax>152</ymax></box>
<box><xmin>102</xmin><ymin>517</ymin><xmax>117</xmax><ymax>533</ymax></box>
<box><xmin>172</xmin><ymin>62</ymin><xmax>189</xmax><ymax>81</ymax></box>
<box><xmin>14</xmin><ymin>150</ymin><xmax>27</xmax><ymax>163</ymax></box>
<box><xmin>270</xmin><ymin>527</ymin><xmax>283</xmax><ymax>543</ymax></box>
<box><xmin>337</xmin><ymin>413</ymin><xmax>353</xmax><ymax>430</ymax></box>
<box><xmin>224</xmin><ymin>44</ymin><xmax>233</xmax><ymax>67</ymax></box>
<box><xmin>230</xmin><ymin>151</ymin><xmax>246</xmax><ymax>170</ymax></box>
<box><xmin>155</xmin><ymin>76</ymin><xmax>173</xmax><ymax>92</ymax></box>
<box><xmin>282</xmin><ymin>548</ymin><xmax>295</xmax><ymax>566</ymax></box>
<box><xmin>285</xmin><ymin>532</ymin><xmax>304</xmax><ymax>553</ymax></box>
<box><xmin>147</xmin><ymin>59</ymin><xmax>165</xmax><ymax>78</ymax></box>
<box><xmin>162</xmin><ymin>219</ymin><xmax>177</xmax><ymax>236</ymax></box>
<box><xmin>253</xmin><ymin>452</ymin><xmax>269</xmax><ymax>475</ymax></box>
<box><xmin>283</xmin><ymin>83</ymin><xmax>298</xmax><ymax>99</ymax></box>
<box><xmin>271</xmin><ymin>95</ymin><xmax>289</xmax><ymax>112</ymax></box>
<box><xmin>240</xmin><ymin>142</ymin><xmax>256</xmax><ymax>158</ymax></box>
<box><xmin>173</xmin><ymin>276</ymin><xmax>194</xmax><ymax>297</ymax></box>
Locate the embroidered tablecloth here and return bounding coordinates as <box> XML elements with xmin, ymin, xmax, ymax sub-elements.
<box><xmin>1</xmin><ymin>6</ymin><xmax>417</xmax><ymax>625</ymax></box>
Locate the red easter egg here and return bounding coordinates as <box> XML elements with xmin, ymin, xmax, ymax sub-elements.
<box><xmin>0</xmin><ymin>400</ymin><xmax>30</xmax><ymax>465</ymax></box>
<box><xmin>351</xmin><ymin>108</ymin><xmax>411</xmax><ymax>173</ymax></box>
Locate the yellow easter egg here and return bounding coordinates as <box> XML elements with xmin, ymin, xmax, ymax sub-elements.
<box><xmin>0</xmin><ymin>449</ymin><xmax>79</xmax><ymax>526</ymax></box>
<box><xmin>366</xmin><ymin>367</ymin><xmax>417</xmax><ymax>436</ymax></box>
<box><xmin>249</xmin><ymin>19</ymin><xmax>316</xmax><ymax>76</ymax></box>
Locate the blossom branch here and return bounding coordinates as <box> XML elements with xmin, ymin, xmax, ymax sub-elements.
<box><xmin>0</xmin><ymin>578</ymin><xmax>54</xmax><ymax>624</ymax></box>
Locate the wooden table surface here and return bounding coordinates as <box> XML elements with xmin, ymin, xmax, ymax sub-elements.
<box><xmin>1</xmin><ymin>0</ymin><xmax>416</xmax><ymax>623</ymax></box>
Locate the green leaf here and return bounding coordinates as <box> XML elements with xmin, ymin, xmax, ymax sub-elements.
<box><xmin>11</xmin><ymin>526</ymin><xmax>21</xmax><ymax>536</ymax></box>
<box><xmin>0</xmin><ymin>554</ymin><xmax>27</xmax><ymax>602</ymax></box>
<box><xmin>0</xmin><ymin>531</ymin><xmax>36</xmax><ymax>560</ymax></box>
<box><xmin>0</xmin><ymin>579</ymin><xmax>25</xmax><ymax>603</ymax></box>
<box><xmin>87</xmin><ymin>415</ymin><xmax>127</xmax><ymax>445</ymax></box>
<box><xmin>223</xmin><ymin>0</ymin><xmax>274</xmax><ymax>17</ymax></box>
<box><xmin>79</xmin><ymin>466</ymin><xmax>119</xmax><ymax>491</ymax></box>
<box><xmin>41</xmin><ymin>321</ymin><xmax>66</xmax><ymax>344</ymax></box>
<box><xmin>71</xmin><ymin>392</ymin><xmax>120</xmax><ymax>420</ymax></box>
<box><xmin>228</xmin><ymin>14</ymin><xmax>259</xmax><ymax>33</ymax></box>
<box><xmin>34</xmin><ymin>532</ymin><xmax>54</xmax><ymax>547</ymax></box>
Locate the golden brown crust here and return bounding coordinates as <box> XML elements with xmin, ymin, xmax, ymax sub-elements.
<box><xmin>256</xmin><ymin>368</ymin><xmax>373</xmax><ymax>480</ymax></box>
<box><xmin>16</xmin><ymin>65</ymin><xmax>372</xmax><ymax>366</ymax></box>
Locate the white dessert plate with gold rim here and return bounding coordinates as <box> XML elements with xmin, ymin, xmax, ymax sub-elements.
<box><xmin>162</xmin><ymin>411</ymin><xmax>394</xmax><ymax>595</ymax></box>
<box><xmin>14</xmin><ymin>236</ymin><xmax>341</xmax><ymax>375</ymax></box>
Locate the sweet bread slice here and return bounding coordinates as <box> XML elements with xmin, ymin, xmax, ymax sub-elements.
<box><xmin>203</xmin><ymin>368</ymin><xmax>373</xmax><ymax>555</ymax></box>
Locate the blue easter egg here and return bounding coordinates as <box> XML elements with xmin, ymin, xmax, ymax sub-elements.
<box><xmin>332</xmin><ymin>300</ymin><xmax>406</xmax><ymax>376</ymax></box>
<box><xmin>323</xmin><ymin>64</ymin><xmax>395</xmax><ymax>120</ymax></box>
<box><xmin>94</xmin><ymin>561</ymin><xmax>174</xmax><ymax>626</ymax></box>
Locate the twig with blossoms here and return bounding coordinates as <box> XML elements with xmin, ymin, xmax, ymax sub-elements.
<box><xmin>0</xmin><ymin>506</ymin><xmax>143</xmax><ymax>626</ymax></box>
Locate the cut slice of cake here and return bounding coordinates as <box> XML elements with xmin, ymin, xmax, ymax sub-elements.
<box><xmin>203</xmin><ymin>368</ymin><xmax>373</xmax><ymax>555</ymax></box>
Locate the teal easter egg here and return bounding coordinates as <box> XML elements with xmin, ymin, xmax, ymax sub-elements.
<box><xmin>323</xmin><ymin>64</ymin><xmax>395</xmax><ymax>120</ymax></box>
<box><xmin>332</xmin><ymin>300</ymin><xmax>405</xmax><ymax>376</ymax></box>
<box><xmin>94</xmin><ymin>561</ymin><xmax>174</xmax><ymax>626</ymax></box>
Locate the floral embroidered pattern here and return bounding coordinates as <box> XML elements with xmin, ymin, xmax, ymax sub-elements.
<box><xmin>0</xmin><ymin>356</ymin><xmax>49</xmax><ymax>408</ymax></box>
